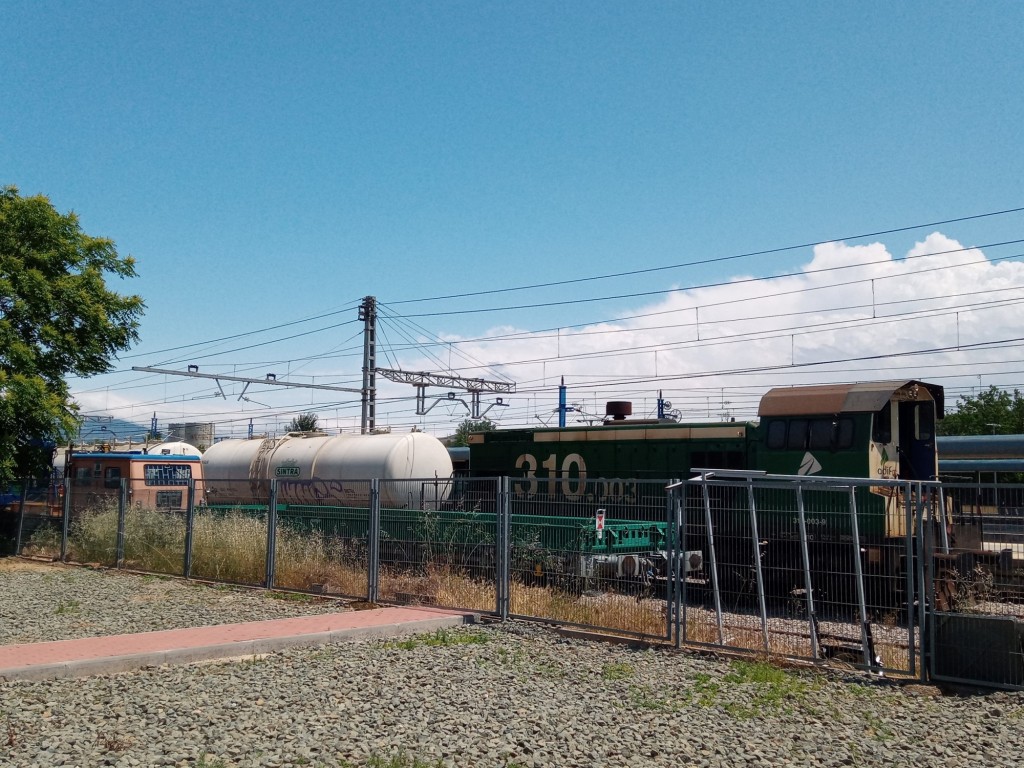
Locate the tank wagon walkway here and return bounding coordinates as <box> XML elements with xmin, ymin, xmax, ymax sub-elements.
<box><xmin>0</xmin><ymin>606</ymin><xmax>477</xmax><ymax>682</ymax></box>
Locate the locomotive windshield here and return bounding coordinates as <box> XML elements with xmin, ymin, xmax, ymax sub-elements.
<box><xmin>872</xmin><ymin>401</ymin><xmax>893</xmax><ymax>444</ymax></box>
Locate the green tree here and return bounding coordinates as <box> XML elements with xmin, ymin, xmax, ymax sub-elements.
<box><xmin>285</xmin><ymin>412</ymin><xmax>321</xmax><ymax>432</ymax></box>
<box><xmin>938</xmin><ymin>386</ymin><xmax>1024</xmax><ymax>435</ymax></box>
<box><xmin>450</xmin><ymin>418</ymin><xmax>496</xmax><ymax>446</ymax></box>
<box><xmin>0</xmin><ymin>186</ymin><xmax>144</xmax><ymax>485</ymax></box>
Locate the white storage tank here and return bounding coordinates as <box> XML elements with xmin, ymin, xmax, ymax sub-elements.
<box><xmin>168</xmin><ymin>422</ymin><xmax>215</xmax><ymax>450</ymax></box>
<box><xmin>201</xmin><ymin>432</ymin><xmax>453</xmax><ymax>508</ymax></box>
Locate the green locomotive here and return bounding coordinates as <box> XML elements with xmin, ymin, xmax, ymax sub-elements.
<box><xmin>468</xmin><ymin>380</ymin><xmax>945</xmax><ymax>597</ymax></box>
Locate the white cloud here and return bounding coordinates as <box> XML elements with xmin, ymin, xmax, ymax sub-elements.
<box><xmin>72</xmin><ymin>234</ymin><xmax>1024</xmax><ymax>435</ymax></box>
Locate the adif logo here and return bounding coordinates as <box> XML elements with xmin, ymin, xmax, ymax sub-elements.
<box><xmin>798</xmin><ymin>452</ymin><xmax>822</xmax><ymax>476</ymax></box>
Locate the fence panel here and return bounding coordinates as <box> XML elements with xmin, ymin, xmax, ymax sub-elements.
<box><xmin>189</xmin><ymin>477</ymin><xmax>273</xmax><ymax>588</ymax></box>
<box><xmin>46</xmin><ymin>476</ymin><xmax>124</xmax><ymax>567</ymax></box>
<box><xmin>8</xmin><ymin>479</ymin><xmax>64</xmax><ymax>558</ymax></box>
<box><xmin>928</xmin><ymin>481</ymin><xmax>1024</xmax><ymax>689</ymax></box>
<box><xmin>375</xmin><ymin>477</ymin><xmax>500</xmax><ymax>613</ymax></box>
<box><xmin>506</xmin><ymin>478</ymin><xmax>672</xmax><ymax>639</ymax></box>
<box><xmin>270</xmin><ymin>479</ymin><xmax>372</xmax><ymax>600</ymax></box>
<box><xmin>118</xmin><ymin>480</ymin><xmax>190</xmax><ymax>576</ymax></box>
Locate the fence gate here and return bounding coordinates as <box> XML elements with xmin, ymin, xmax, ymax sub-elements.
<box><xmin>669</xmin><ymin>472</ymin><xmax>921</xmax><ymax>677</ymax></box>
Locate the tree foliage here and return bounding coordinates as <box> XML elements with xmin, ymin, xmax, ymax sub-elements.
<box><xmin>285</xmin><ymin>412</ymin><xmax>321</xmax><ymax>432</ymax></box>
<box><xmin>0</xmin><ymin>186</ymin><xmax>144</xmax><ymax>484</ymax></box>
<box><xmin>938</xmin><ymin>386</ymin><xmax>1024</xmax><ymax>436</ymax></box>
<box><xmin>450</xmin><ymin>418</ymin><xmax>496</xmax><ymax>446</ymax></box>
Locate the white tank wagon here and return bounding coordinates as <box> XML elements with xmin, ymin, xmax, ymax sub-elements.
<box><xmin>201</xmin><ymin>432</ymin><xmax>454</xmax><ymax>508</ymax></box>
<box><xmin>150</xmin><ymin>441</ymin><xmax>203</xmax><ymax>456</ymax></box>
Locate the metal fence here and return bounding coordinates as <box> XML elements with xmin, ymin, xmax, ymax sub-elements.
<box><xmin>9</xmin><ymin>471</ymin><xmax>1024</xmax><ymax>689</ymax></box>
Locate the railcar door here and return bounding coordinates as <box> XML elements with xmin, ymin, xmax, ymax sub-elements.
<box><xmin>898</xmin><ymin>400</ymin><xmax>938</xmax><ymax>480</ymax></box>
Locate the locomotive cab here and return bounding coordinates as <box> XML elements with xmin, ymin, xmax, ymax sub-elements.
<box><xmin>758</xmin><ymin>380</ymin><xmax>943</xmax><ymax>484</ymax></box>
<box><xmin>758</xmin><ymin>379</ymin><xmax>946</xmax><ymax>544</ymax></box>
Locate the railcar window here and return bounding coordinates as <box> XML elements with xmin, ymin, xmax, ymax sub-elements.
<box><xmin>155</xmin><ymin>491</ymin><xmax>183</xmax><ymax>508</ymax></box>
<box><xmin>872</xmin><ymin>401</ymin><xmax>892</xmax><ymax>443</ymax></box>
<box><xmin>787</xmin><ymin>419</ymin><xmax>808</xmax><ymax>450</ymax></box>
<box><xmin>766</xmin><ymin>421</ymin><xmax>787</xmax><ymax>449</ymax></box>
<box><xmin>144</xmin><ymin>464</ymin><xmax>192</xmax><ymax>486</ymax></box>
<box><xmin>103</xmin><ymin>467</ymin><xmax>121</xmax><ymax>489</ymax></box>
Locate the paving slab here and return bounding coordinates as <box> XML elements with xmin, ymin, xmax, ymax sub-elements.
<box><xmin>0</xmin><ymin>606</ymin><xmax>477</xmax><ymax>681</ymax></box>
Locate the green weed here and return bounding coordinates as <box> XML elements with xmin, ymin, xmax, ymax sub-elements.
<box><xmin>365</xmin><ymin>754</ymin><xmax>445</xmax><ymax>768</ymax></box>
<box><xmin>683</xmin><ymin>671</ymin><xmax>722</xmax><ymax>707</ymax></box>
<box><xmin>719</xmin><ymin>660</ymin><xmax>817</xmax><ymax>717</ymax></box>
<box><xmin>628</xmin><ymin>684</ymin><xmax>681</xmax><ymax>712</ymax></box>
<box><xmin>384</xmin><ymin>628</ymin><xmax>490</xmax><ymax>650</ymax></box>
<box><xmin>863</xmin><ymin>711</ymin><xmax>893</xmax><ymax>741</ymax></box>
<box><xmin>600</xmin><ymin>661</ymin><xmax>634</xmax><ymax>681</ymax></box>
<box><xmin>54</xmin><ymin>599</ymin><xmax>80</xmax><ymax>615</ymax></box>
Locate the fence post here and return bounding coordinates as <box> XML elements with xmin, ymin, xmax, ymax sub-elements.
<box><xmin>701</xmin><ymin>476</ymin><xmax>725</xmax><ymax>645</ymax></box>
<box><xmin>904</xmin><ymin>486</ymin><xmax>916</xmax><ymax>677</ymax></box>
<box><xmin>116</xmin><ymin>478</ymin><xmax>128</xmax><ymax>569</ymax></box>
<box><xmin>669</xmin><ymin>480</ymin><xmax>683</xmax><ymax>648</ymax></box>
<box><xmin>183</xmin><ymin>479</ymin><xmax>196</xmax><ymax>578</ymax></box>
<box><xmin>846</xmin><ymin>486</ymin><xmax>873</xmax><ymax>668</ymax></box>
<box><xmin>14</xmin><ymin>480</ymin><xmax>28</xmax><ymax>555</ymax></box>
<box><xmin>794</xmin><ymin>484</ymin><xmax>819</xmax><ymax>660</ymax></box>
<box><xmin>367</xmin><ymin>479</ymin><xmax>380</xmax><ymax>604</ymax></box>
<box><xmin>915</xmin><ymin>482</ymin><xmax>929</xmax><ymax>684</ymax></box>
<box><xmin>498</xmin><ymin>476</ymin><xmax>511</xmax><ymax>621</ymax></box>
<box><xmin>746</xmin><ymin>478</ymin><xmax>770</xmax><ymax>654</ymax></box>
<box><xmin>264</xmin><ymin>479</ymin><xmax>278</xmax><ymax>589</ymax></box>
<box><xmin>60</xmin><ymin>476</ymin><xmax>71</xmax><ymax>562</ymax></box>
<box><xmin>936</xmin><ymin>484</ymin><xmax>950</xmax><ymax>553</ymax></box>
<box><xmin>493</xmin><ymin>476</ymin><xmax>504</xmax><ymax>620</ymax></box>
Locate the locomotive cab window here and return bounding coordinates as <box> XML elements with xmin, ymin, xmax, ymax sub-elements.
<box><xmin>766</xmin><ymin>418</ymin><xmax>854</xmax><ymax>452</ymax></box>
<box><xmin>766</xmin><ymin>420</ymin><xmax>787</xmax><ymax>450</ymax></box>
<box><xmin>808</xmin><ymin>418</ymin><xmax>854</xmax><ymax>451</ymax></box>
<box><xmin>872</xmin><ymin>401</ymin><xmax>893</xmax><ymax>444</ymax></box>
<box><xmin>787</xmin><ymin>419</ymin><xmax>809</xmax><ymax>450</ymax></box>
<box><xmin>915</xmin><ymin>402</ymin><xmax>935</xmax><ymax>440</ymax></box>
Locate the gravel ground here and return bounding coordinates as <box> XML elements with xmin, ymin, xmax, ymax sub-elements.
<box><xmin>2</xmin><ymin>560</ymin><xmax>1023</xmax><ymax>768</ymax></box>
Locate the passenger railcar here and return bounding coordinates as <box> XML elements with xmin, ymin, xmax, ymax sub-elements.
<box><xmin>65</xmin><ymin>451</ymin><xmax>203</xmax><ymax>512</ymax></box>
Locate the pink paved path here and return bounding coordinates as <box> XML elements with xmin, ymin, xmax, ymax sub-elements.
<box><xmin>0</xmin><ymin>606</ymin><xmax>476</xmax><ymax>681</ymax></box>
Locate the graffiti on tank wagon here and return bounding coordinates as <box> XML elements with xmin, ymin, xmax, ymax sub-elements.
<box><xmin>278</xmin><ymin>479</ymin><xmax>361</xmax><ymax>504</ymax></box>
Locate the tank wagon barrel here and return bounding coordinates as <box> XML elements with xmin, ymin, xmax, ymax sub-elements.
<box><xmin>201</xmin><ymin>432</ymin><xmax>454</xmax><ymax>508</ymax></box>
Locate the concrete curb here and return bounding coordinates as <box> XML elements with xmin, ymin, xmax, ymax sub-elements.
<box><xmin>1</xmin><ymin>613</ymin><xmax>476</xmax><ymax>682</ymax></box>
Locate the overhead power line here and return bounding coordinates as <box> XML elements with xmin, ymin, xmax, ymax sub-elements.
<box><xmin>387</xmin><ymin>206</ymin><xmax>1024</xmax><ymax>305</ymax></box>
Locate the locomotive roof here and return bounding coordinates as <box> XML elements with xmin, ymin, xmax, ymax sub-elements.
<box><xmin>757</xmin><ymin>380</ymin><xmax>944</xmax><ymax>418</ymax></box>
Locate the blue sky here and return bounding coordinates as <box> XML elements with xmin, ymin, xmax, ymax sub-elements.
<box><xmin>5</xmin><ymin>2</ymin><xmax>1024</xmax><ymax>436</ymax></box>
